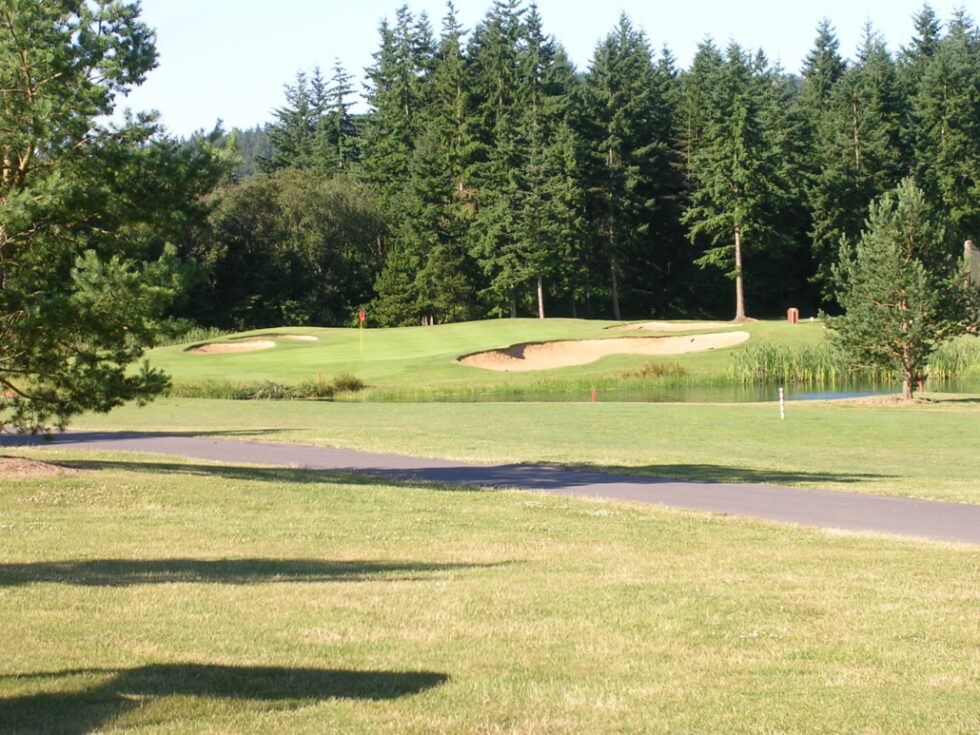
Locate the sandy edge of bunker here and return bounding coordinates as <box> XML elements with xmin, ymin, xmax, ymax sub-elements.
<box><xmin>459</xmin><ymin>331</ymin><xmax>750</xmax><ymax>372</ymax></box>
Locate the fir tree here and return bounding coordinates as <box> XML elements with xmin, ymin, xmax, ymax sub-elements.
<box><xmin>808</xmin><ymin>26</ymin><xmax>909</xmax><ymax>293</ymax></box>
<box><xmin>682</xmin><ymin>44</ymin><xmax>792</xmax><ymax>321</ymax></box>
<box><xmin>905</xmin><ymin>9</ymin><xmax>980</xmax><ymax>245</ymax></box>
<box><xmin>261</xmin><ymin>68</ymin><xmax>329</xmax><ymax>173</ymax></box>
<box><xmin>582</xmin><ymin>14</ymin><xmax>679</xmax><ymax>319</ymax></box>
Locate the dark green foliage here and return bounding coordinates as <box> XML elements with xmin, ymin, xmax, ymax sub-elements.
<box><xmin>581</xmin><ymin>16</ymin><xmax>683</xmax><ymax>320</ymax></box>
<box><xmin>468</xmin><ymin>5</ymin><xmax>586</xmax><ymax>318</ymax></box>
<box><xmin>903</xmin><ymin>9</ymin><xmax>980</xmax><ymax>246</ymax></box>
<box><xmin>260</xmin><ymin>68</ymin><xmax>328</xmax><ymax>173</ymax></box>
<box><xmin>807</xmin><ymin>27</ymin><xmax>909</xmax><ymax>293</ymax></box>
<box><xmin>191</xmin><ymin>171</ymin><xmax>386</xmax><ymax>329</ymax></box>
<box><xmin>0</xmin><ymin>0</ymin><xmax>225</xmax><ymax>432</ymax></box>
<box><xmin>157</xmin><ymin>2</ymin><xmax>980</xmax><ymax>340</ymax></box>
<box><xmin>828</xmin><ymin>179</ymin><xmax>972</xmax><ymax>400</ymax></box>
<box><xmin>682</xmin><ymin>44</ymin><xmax>794</xmax><ymax>321</ymax></box>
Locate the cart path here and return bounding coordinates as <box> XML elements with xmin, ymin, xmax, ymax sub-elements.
<box><xmin>4</xmin><ymin>431</ymin><xmax>979</xmax><ymax>545</ymax></box>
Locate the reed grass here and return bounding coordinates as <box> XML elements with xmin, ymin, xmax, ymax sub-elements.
<box><xmin>927</xmin><ymin>335</ymin><xmax>980</xmax><ymax>379</ymax></box>
<box><xmin>166</xmin><ymin>372</ymin><xmax>365</xmax><ymax>400</ymax></box>
<box><xmin>728</xmin><ymin>337</ymin><xmax>980</xmax><ymax>384</ymax></box>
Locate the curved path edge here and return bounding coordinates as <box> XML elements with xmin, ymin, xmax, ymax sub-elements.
<box><xmin>4</xmin><ymin>431</ymin><xmax>978</xmax><ymax>545</ymax></box>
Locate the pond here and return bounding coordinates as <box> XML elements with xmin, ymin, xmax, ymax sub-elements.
<box><xmin>395</xmin><ymin>378</ymin><xmax>980</xmax><ymax>403</ymax></box>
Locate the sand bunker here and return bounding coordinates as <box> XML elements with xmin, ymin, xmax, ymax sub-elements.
<box><xmin>608</xmin><ymin>321</ymin><xmax>737</xmax><ymax>332</ymax></box>
<box><xmin>186</xmin><ymin>340</ymin><xmax>277</xmax><ymax>354</ymax></box>
<box><xmin>186</xmin><ymin>334</ymin><xmax>318</xmax><ymax>354</ymax></box>
<box><xmin>459</xmin><ymin>331</ymin><xmax>750</xmax><ymax>371</ymax></box>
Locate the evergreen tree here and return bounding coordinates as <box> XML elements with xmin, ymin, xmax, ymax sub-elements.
<box><xmin>362</xmin><ymin>7</ymin><xmax>435</xmax><ymax>199</ymax></box>
<box><xmin>682</xmin><ymin>44</ymin><xmax>792</xmax><ymax>321</ymax></box>
<box><xmin>261</xmin><ymin>68</ymin><xmax>329</xmax><ymax>173</ymax></box>
<box><xmin>800</xmin><ymin>19</ymin><xmax>847</xmax><ymax>110</ymax></box>
<box><xmin>314</xmin><ymin>60</ymin><xmax>360</xmax><ymax>173</ymax></box>
<box><xmin>581</xmin><ymin>15</ymin><xmax>680</xmax><ymax>319</ymax></box>
<box><xmin>905</xmin><ymin>9</ymin><xmax>980</xmax><ymax>245</ymax></box>
<box><xmin>808</xmin><ymin>26</ymin><xmax>909</xmax><ymax>293</ymax></box>
<box><xmin>372</xmin><ymin>3</ymin><xmax>480</xmax><ymax>326</ymax></box>
<box><xmin>829</xmin><ymin>178</ymin><xmax>972</xmax><ymax>400</ymax></box>
<box><xmin>678</xmin><ymin>39</ymin><xmax>724</xmax><ymax>187</ymax></box>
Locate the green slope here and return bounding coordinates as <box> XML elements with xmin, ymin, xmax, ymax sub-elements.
<box><xmin>149</xmin><ymin>318</ymin><xmax>827</xmax><ymax>395</ymax></box>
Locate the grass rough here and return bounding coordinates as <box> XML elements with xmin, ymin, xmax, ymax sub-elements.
<box><xmin>1</xmin><ymin>452</ymin><xmax>977</xmax><ymax>734</ymax></box>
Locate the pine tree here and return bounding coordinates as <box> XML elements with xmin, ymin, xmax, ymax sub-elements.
<box><xmin>362</xmin><ymin>7</ymin><xmax>435</xmax><ymax>199</ymax></box>
<box><xmin>829</xmin><ymin>178</ymin><xmax>970</xmax><ymax>400</ymax></box>
<box><xmin>372</xmin><ymin>3</ymin><xmax>480</xmax><ymax>326</ymax></box>
<box><xmin>0</xmin><ymin>0</ymin><xmax>228</xmax><ymax>432</ymax></box>
<box><xmin>678</xmin><ymin>39</ymin><xmax>724</xmax><ymax>187</ymax></box>
<box><xmin>467</xmin><ymin>1</ymin><xmax>586</xmax><ymax>318</ymax></box>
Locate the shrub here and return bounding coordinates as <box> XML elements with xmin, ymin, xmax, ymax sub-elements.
<box><xmin>622</xmin><ymin>361</ymin><xmax>688</xmax><ymax>379</ymax></box>
<box><xmin>331</xmin><ymin>371</ymin><xmax>365</xmax><ymax>393</ymax></box>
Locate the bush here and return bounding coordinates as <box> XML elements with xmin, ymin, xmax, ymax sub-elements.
<box><xmin>331</xmin><ymin>371</ymin><xmax>365</xmax><ymax>393</ymax></box>
<box><xmin>623</xmin><ymin>361</ymin><xmax>687</xmax><ymax>379</ymax></box>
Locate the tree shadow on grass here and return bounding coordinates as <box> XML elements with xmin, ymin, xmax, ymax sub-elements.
<box><xmin>0</xmin><ymin>558</ymin><xmax>512</xmax><ymax>587</ymax></box>
<box><xmin>356</xmin><ymin>462</ymin><xmax>896</xmax><ymax>492</ymax></box>
<box><xmin>49</xmin><ymin>457</ymin><xmax>415</xmax><ymax>487</ymax></box>
<box><xmin>0</xmin><ymin>429</ymin><xmax>292</xmax><ymax>444</ymax></box>
<box><xmin>0</xmin><ymin>663</ymin><xmax>449</xmax><ymax>735</ymax></box>
<box><xmin>567</xmin><ymin>463</ymin><xmax>897</xmax><ymax>487</ymax></box>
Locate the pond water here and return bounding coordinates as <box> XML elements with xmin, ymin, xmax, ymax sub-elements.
<box><xmin>401</xmin><ymin>379</ymin><xmax>980</xmax><ymax>403</ymax></box>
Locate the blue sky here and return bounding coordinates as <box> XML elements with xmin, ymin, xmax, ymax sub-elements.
<box><xmin>117</xmin><ymin>0</ymin><xmax>963</xmax><ymax>137</ymax></box>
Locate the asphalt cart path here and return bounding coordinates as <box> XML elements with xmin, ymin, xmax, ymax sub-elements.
<box><xmin>4</xmin><ymin>431</ymin><xmax>978</xmax><ymax>545</ymax></box>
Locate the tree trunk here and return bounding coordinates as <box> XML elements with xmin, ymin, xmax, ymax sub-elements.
<box><xmin>902</xmin><ymin>341</ymin><xmax>914</xmax><ymax>402</ymax></box>
<box><xmin>536</xmin><ymin>276</ymin><xmax>545</xmax><ymax>319</ymax></box>
<box><xmin>733</xmin><ymin>224</ymin><xmax>746</xmax><ymax>322</ymax></box>
<box><xmin>509</xmin><ymin>292</ymin><xmax>517</xmax><ymax>319</ymax></box>
<box><xmin>610</xmin><ymin>254</ymin><xmax>621</xmax><ymax>321</ymax></box>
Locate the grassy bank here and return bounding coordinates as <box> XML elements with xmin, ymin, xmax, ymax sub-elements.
<box><xmin>148</xmin><ymin>319</ymin><xmax>980</xmax><ymax>400</ymax></box>
<box><xmin>146</xmin><ymin>319</ymin><xmax>814</xmax><ymax>398</ymax></box>
<box><xmin>1</xmin><ymin>451</ymin><xmax>976</xmax><ymax>734</ymax></box>
<box><xmin>73</xmin><ymin>397</ymin><xmax>980</xmax><ymax>503</ymax></box>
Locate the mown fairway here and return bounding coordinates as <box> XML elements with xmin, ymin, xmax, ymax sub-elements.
<box><xmin>6</xmin><ymin>318</ymin><xmax>979</xmax><ymax>733</ymax></box>
<box><xmin>75</xmin><ymin>397</ymin><xmax>980</xmax><ymax>503</ymax></box>
<box><xmin>1</xmin><ymin>451</ymin><xmax>977</xmax><ymax>735</ymax></box>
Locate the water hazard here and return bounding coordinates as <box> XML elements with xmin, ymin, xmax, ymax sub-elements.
<box><xmin>395</xmin><ymin>379</ymin><xmax>980</xmax><ymax>403</ymax></box>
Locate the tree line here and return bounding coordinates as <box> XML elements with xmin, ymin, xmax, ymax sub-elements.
<box><xmin>1</xmin><ymin>1</ymin><xmax>977</xmax><ymax>431</ymax></box>
<box><xmin>180</xmin><ymin>0</ymin><xmax>978</xmax><ymax>331</ymax></box>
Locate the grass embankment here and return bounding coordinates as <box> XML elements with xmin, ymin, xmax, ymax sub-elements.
<box><xmin>151</xmin><ymin>319</ymin><xmax>980</xmax><ymax>399</ymax></box>
<box><xmin>149</xmin><ymin>319</ymin><xmax>824</xmax><ymax>399</ymax></box>
<box><xmin>1</xmin><ymin>451</ymin><xmax>976</xmax><ymax>734</ymax></box>
<box><xmin>74</xmin><ymin>397</ymin><xmax>980</xmax><ymax>503</ymax></box>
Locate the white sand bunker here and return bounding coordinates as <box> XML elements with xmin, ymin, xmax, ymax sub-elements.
<box><xmin>186</xmin><ymin>340</ymin><xmax>277</xmax><ymax>354</ymax></box>
<box><xmin>186</xmin><ymin>333</ymin><xmax>319</xmax><ymax>354</ymax></box>
<box><xmin>608</xmin><ymin>321</ymin><xmax>737</xmax><ymax>332</ymax></box>
<box><xmin>460</xmin><ymin>331</ymin><xmax>750</xmax><ymax>371</ymax></box>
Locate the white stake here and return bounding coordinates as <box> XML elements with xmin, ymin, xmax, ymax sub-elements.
<box><xmin>779</xmin><ymin>387</ymin><xmax>785</xmax><ymax>420</ymax></box>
